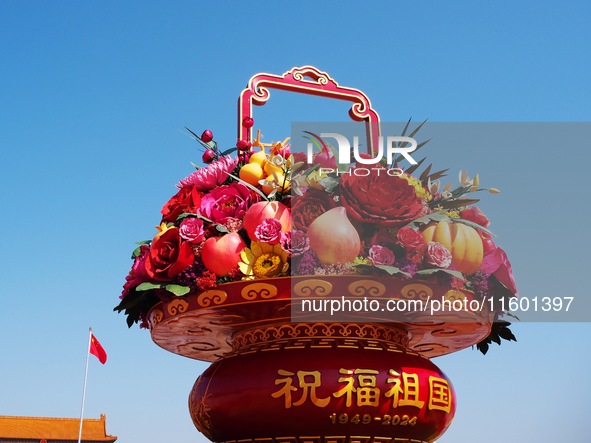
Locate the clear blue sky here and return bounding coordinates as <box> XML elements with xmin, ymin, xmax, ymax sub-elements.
<box><xmin>1</xmin><ymin>1</ymin><xmax>590</xmax><ymax>442</ymax></box>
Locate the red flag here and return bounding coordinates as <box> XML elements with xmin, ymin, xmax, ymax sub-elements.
<box><xmin>89</xmin><ymin>333</ymin><xmax>107</xmax><ymax>364</ymax></box>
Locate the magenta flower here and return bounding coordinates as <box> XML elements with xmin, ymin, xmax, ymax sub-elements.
<box><xmin>285</xmin><ymin>230</ymin><xmax>309</xmax><ymax>257</ymax></box>
<box><xmin>254</xmin><ymin>218</ymin><xmax>283</xmax><ymax>245</ymax></box>
<box><xmin>199</xmin><ymin>182</ymin><xmax>255</xmax><ymax>223</ymax></box>
<box><xmin>368</xmin><ymin>245</ymin><xmax>395</xmax><ymax>266</ymax></box>
<box><xmin>481</xmin><ymin>247</ymin><xmax>517</xmax><ymax>295</ymax></box>
<box><xmin>177</xmin><ymin>156</ymin><xmax>238</xmax><ymax>191</ymax></box>
<box><xmin>179</xmin><ymin>217</ymin><xmax>205</xmax><ymax>244</ymax></box>
<box><xmin>120</xmin><ymin>244</ymin><xmax>151</xmax><ymax>298</ymax></box>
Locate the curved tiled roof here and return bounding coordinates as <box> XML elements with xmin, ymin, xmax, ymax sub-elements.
<box><xmin>0</xmin><ymin>414</ymin><xmax>117</xmax><ymax>442</ymax></box>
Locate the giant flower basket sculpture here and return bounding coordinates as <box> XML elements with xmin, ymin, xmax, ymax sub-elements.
<box><xmin>116</xmin><ymin>66</ymin><xmax>517</xmax><ymax>443</ymax></box>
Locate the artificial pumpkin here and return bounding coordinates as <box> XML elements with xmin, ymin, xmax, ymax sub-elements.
<box><xmin>421</xmin><ymin>221</ymin><xmax>484</xmax><ymax>274</ymax></box>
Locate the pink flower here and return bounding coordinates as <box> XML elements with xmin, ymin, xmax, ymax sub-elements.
<box><xmin>292</xmin><ymin>152</ymin><xmax>310</xmax><ymax>167</ymax></box>
<box><xmin>199</xmin><ymin>182</ymin><xmax>256</xmax><ymax>223</ymax></box>
<box><xmin>179</xmin><ymin>217</ymin><xmax>205</xmax><ymax>244</ymax></box>
<box><xmin>425</xmin><ymin>242</ymin><xmax>452</xmax><ymax>268</ymax></box>
<box><xmin>254</xmin><ymin>218</ymin><xmax>283</xmax><ymax>245</ymax></box>
<box><xmin>368</xmin><ymin>245</ymin><xmax>395</xmax><ymax>266</ymax></box>
<box><xmin>280</xmin><ymin>231</ymin><xmax>291</xmax><ymax>252</ymax></box>
<box><xmin>313</xmin><ymin>150</ymin><xmax>337</xmax><ymax>169</ymax></box>
<box><xmin>397</xmin><ymin>226</ymin><xmax>426</xmax><ymax>252</ymax></box>
<box><xmin>460</xmin><ymin>206</ymin><xmax>490</xmax><ymax>228</ymax></box>
<box><xmin>271</xmin><ymin>144</ymin><xmax>291</xmax><ymax>158</ymax></box>
<box><xmin>177</xmin><ymin>156</ymin><xmax>238</xmax><ymax>191</ymax></box>
<box><xmin>481</xmin><ymin>247</ymin><xmax>517</xmax><ymax>295</ymax></box>
<box><xmin>283</xmin><ymin>230</ymin><xmax>309</xmax><ymax>257</ymax></box>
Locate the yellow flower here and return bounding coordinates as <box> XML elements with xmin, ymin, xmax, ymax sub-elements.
<box><xmin>154</xmin><ymin>222</ymin><xmax>171</xmax><ymax>238</ymax></box>
<box><xmin>304</xmin><ymin>169</ymin><xmax>327</xmax><ymax>190</ymax></box>
<box><xmin>353</xmin><ymin>256</ymin><xmax>371</xmax><ymax>265</ymax></box>
<box><xmin>401</xmin><ymin>174</ymin><xmax>432</xmax><ymax>201</ymax></box>
<box><xmin>239</xmin><ymin>241</ymin><xmax>289</xmax><ymax>279</ymax></box>
<box><xmin>471</xmin><ymin>173</ymin><xmax>480</xmax><ymax>191</ymax></box>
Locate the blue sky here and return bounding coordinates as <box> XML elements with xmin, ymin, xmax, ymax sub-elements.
<box><xmin>1</xmin><ymin>1</ymin><xmax>590</xmax><ymax>442</ymax></box>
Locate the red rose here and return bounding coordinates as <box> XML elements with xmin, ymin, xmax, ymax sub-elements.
<box><xmin>340</xmin><ymin>172</ymin><xmax>427</xmax><ymax>227</ymax></box>
<box><xmin>145</xmin><ymin>227</ymin><xmax>194</xmax><ymax>281</ymax></box>
<box><xmin>396</xmin><ymin>226</ymin><xmax>426</xmax><ymax>252</ymax></box>
<box><xmin>370</xmin><ymin>229</ymin><xmax>398</xmax><ymax>249</ymax></box>
<box><xmin>291</xmin><ymin>190</ymin><xmax>337</xmax><ymax>232</ymax></box>
<box><xmin>161</xmin><ymin>185</ymin><xmax>201</xmax><ymax>223</ymax></box>
<box><xmin>460</xmin><ymin>206</ymin><xmax>490</xmax><ymax>228</ymax></box>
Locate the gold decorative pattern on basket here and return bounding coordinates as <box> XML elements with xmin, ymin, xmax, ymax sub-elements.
<box><xmin>241</xmin><ymin>282</ymin><xmax>279</xmax><ymax>300</ymax></box>
<box><xmin>401</xmin><ymin>284</ymin><xmax>433</xmax><ymax>301</ymax></box>
<box><xmin>232</xmin><ymin>323</ymin><xmax>410</xmax><ymax>354</ymax></box>
<box><xmin>197</xmin><ymin>289</ymin><xmax>228</xmax><ymax>307</ymax></box>
<box><xmin>347</xmin><ymin>279</ymin><xmax>387</xmax><ymax>297</ymax></box>
<box><xmin>167</xmin><ymin>299</ymin><xmax>189</xmax><ymax>316</ymax></box>
<box><xmin>293</xmin><ymin>279</ymin><xmax>333</xmax><ymax>297</ymax></box>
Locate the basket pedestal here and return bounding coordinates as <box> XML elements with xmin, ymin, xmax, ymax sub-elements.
<box><xmin>147</xmin><ymin>277</ymin><xmax>492</xmax><ymax>443</ymax></box>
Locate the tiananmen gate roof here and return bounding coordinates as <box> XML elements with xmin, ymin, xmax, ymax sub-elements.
<box><xmin>0</xmin><ymin>414</ymin><xmax>117</xmax><ymax>442</ymax></box>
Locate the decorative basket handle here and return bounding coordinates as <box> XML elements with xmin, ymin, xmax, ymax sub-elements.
<box><xmin>238</xmin><ymin>66</ymin><xmax>381</xmax><ymax>154</ymax></box>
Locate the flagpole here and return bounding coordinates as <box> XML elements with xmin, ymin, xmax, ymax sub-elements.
<box><xmin>78</xmin><ymin>327</ymin><xmax>92</xmax><ymax>443</ymax></box>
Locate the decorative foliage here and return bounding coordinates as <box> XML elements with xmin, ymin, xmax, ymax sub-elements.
<box><xmin>115</xmin><ymin>122</ymin><xmax>518</xmax><ymax>353</ymax></box>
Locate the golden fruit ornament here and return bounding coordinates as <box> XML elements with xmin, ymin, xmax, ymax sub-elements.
<box><xmin>421</xmin><ymin>221</ymin><xmax>484</xmax><ymax>274</ymax></box>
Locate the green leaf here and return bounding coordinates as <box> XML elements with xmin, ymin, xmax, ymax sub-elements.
<box><xmin>303</xmin><ymin>163</ymin><xmax>321</xmax><ymax>177</ymax></box>
<box><xmin>419</xmin><ymin>163</ymin><xmax>432</xmax><ymax>181</ymax></box>
<box><xmin>415</xmin><ymin>268</ymin><xmax>465</xmax><ymax>279</ymax></box>
<box><xmin>318</xmin><ymin>176</ymin><xmax>340</xmax><ymax>193</ymax></box>
<box><xmin>476</xmin><ymin>321</ymin><xmax>517</xmax><ymax>354</ymax></box>
<box><xmin>225</xmin><ymin>173</ymin><xmax>269</xmax><ymax>201</ymax></box>
<box><xmin>352</xmin><ymin>263</ymin><xmax>411</xmax><ymax>277</ymax></box>
<box><xmin>400</xmin><ymin>117</ymin><xmax>412</xmax><ymax>137</ymax></box>
<box><xmin>136</xmin><ymin>282</ymin><xmax>163</xmax><ymax>291</ymax></box>
<box><xmin>132</xmin><ymin>241</ymin><xmax>151</xmax><ymax>258</ymax></box>
<box><xmin>195</xmin><ymin>214</ymin><xmax>214</xmax><ymax>224</ymax></box>
<box><xmin>497</xmin><ymin>325</ymin><xmax>517</xmax><ymax>341</ymax></box>
<box><xmin>221</xmin><ymin>147</ymin><xmax>237</xmax><ymax>156</ymax></box>
<box><xmin>436</xmin><ymin>198</ymin><xmax>480</xmax><ymax>210</ymax></box>
<box><xmin>374</xmin><ymin>265</ymin><xmax>412</xmax><ymax>277</ymax></box>
<box><xmin>394</xmin><ymin>118</ymin><xmax>430</xmax><ymax>164</ymax></box>
<box><xmin>165</xmin><ymin>284</ymin><xmax>191</xmax><ymax>296</ymax></box>
<box><xmin>477</xmin><ymin>341</ymin><xmax>489</xmax><ymax>355</ymax></box>
<box><xmin>406</xmin><ymin>211</ymin><xmax>451</xmax><ymax>229</ymax></box>
<box><xmin>185</xmin><ymin>127</ymin><xmax>214</xmax><ymax>151</ymax></box>
<box><xmin>177</xmin><ymin>212</ymin><xmax>198</xmax><ymax>222</ymax></box>
<box><xmin>215</xmin><ymin>224</ymin><xmax>229</xmax><ymax>233</ymax></box>
<box><xmin>424</xmin><ymin>168</ymin><xmax>449</xmax><ymax>182</ymax></box>
<box><xmin>451</xmin><ymin>217</ymin><xmax>495</xmax><ymax>236</ymax></box>
<box><xmin>408</xmin><ymin>118</ymin><xmax>429</xmax><ymax>139</ymax></box>
<box><xmin>404</xmin><ymin>157</ymin><xmax>427</xmax><ymax>175</ymax></box>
